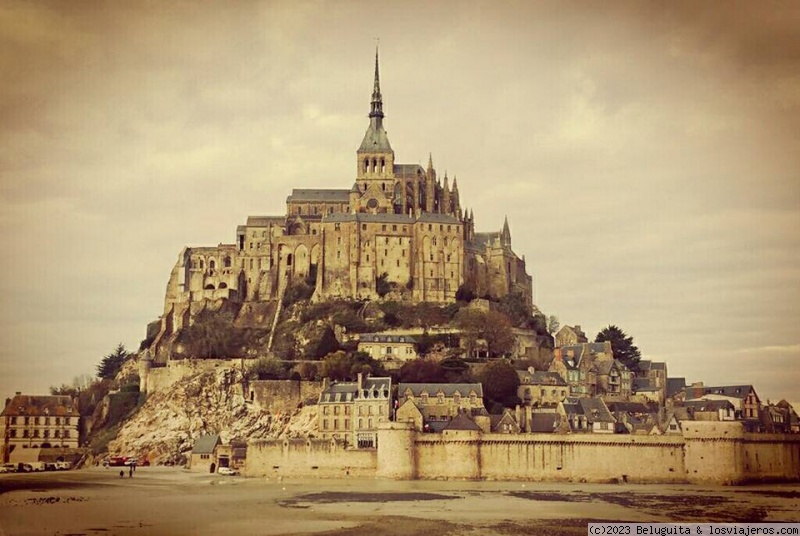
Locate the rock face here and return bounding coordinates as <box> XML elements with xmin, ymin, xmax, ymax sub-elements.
<box><xmin>107</xmin><ymin>366</ymin><xmax>318</xmax><ymax>464</ymax></box>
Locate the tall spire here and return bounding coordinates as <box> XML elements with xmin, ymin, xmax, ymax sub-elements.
<box><xmin>369</xmin><ymin>45</ymin><xmax>384</xmax><ymax>122</ymax></box>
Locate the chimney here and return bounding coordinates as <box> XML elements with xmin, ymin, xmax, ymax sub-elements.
<box><xmin>322</xmin><ymin>378</ymin><xmax>329</xmax><ymax>391</ymax></box>
<box><xmin>357</xmin><ymin>373</ymin><xmax>364</xmax><ymax>390</ymax></box>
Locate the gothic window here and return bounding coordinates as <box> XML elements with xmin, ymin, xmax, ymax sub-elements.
<box><xmin>380</xmin><ymin>158</ymin><xmax>385</xmax><ymax>173</ymax></box>
<box><xmin>250</xmin><ymin>259</ymin><xmax>254</xmax><ymax>269</ymax></box>
<box><xmin>444</xmin><ymin>238</ymin><xmax>448</xmax><ymax>246</ymax></box>
<box><xmin>362</xmin><ymin>224</ymin><xmax>367</xmax><ymax>230</ymax></box>
<box><xmin>224</xmin><ymin>257</ymin><xmax>232</xmax><ymax>268</ymax></box>
<box><xmin>366</xmin><ymin>254</ymin><xmax>369</xmax><ymax>262</ymax></box>
<box><xmin>432</xmin><ymin>237</ymin><xmax>437</xmax><ymax>246</ymax></box>
<box><xmin>363</xmin><ymin>159</ymin><xmax>369</xmax><ymax>172</ymax></box>
<box><xmin>372</xmin><ymin>159</ymin><xmax>377</xmax><ymax>172</ymax></box>
<box><xmin>209</xmin><ymin>259</ymin><xmax>215</xmax><ymax>270</ymax></box>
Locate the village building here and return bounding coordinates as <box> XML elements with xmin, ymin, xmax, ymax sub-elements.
<box><xmin>554</xmin><ymin>325</ymin><xmax>588</xmax><ymax>348</ymax></box>
<box><xmin>516</xmin><ymin>368</ymin><xmax>568</xmax><ymax>407</ymax></box>
<box><xmin>397</xmin><ymin>383</ymin><xmax>484</xmax><ymax>425</ymax></box>
<box><xmin>685</xmin><ymin>383</ymin><xmax>762</xmax><ymax>431</ymax></box>
<box><xmin>317</xmin><ymin>374</ymin><xmax>392</xmax><ymax>447</ymax></box>
<box><xmin>1</xmin><ymin>393</ymin><xmax>80</xmax><ymax>463</ymax></box>
<box><xmin>590</xmin><ymin>359</ymin><xmax>633</xmax><ymax>400</ymax></box>
<box><xmin>357</xmin><ymin>333</ymin><xmax>418</xmax><ymax>366</ymax></box>
<box><xmin>188</xmin><ymin>434</ymin><xmax>221</xmax><ymax>473</ymax></box>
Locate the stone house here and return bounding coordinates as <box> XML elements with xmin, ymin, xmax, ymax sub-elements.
<box><xmin>397</xmin><ymin>383</ymin><xmax>484</xmax><ymax>424</ymax></box>
<box><xmin>554</xmin><ymin>325</ymin><xmax>588</xmax><ymax>348</ymax></box>
<box><xmin>188</xmin><ymin>434</ymin><xmax>221</xmax><ymax>473</ymax></box>
<box><xmin>682</xmin><ymin>399</ymin><xmax>736</xmax><ymax>421</ymax></box>
<box><xmin>591</xmin><ymin>359</ymin><xmax>632</xmax><ymax>399</ymax></box>
<box><xmin>317</xmin><ymin>374</ymin><xmax>392</xmax><ymax>447</ymax></box>
<box><xmin>579</xmin><ymin>397</ymin><xmax>616</xmax><ymax>434</ymax></box>
<box><xmin>549</xmin><ymin>341</ymin><xmax>614</xmax><ymax>397</ymax></box>
<box><xmin>685</xmin><ymin>383</ymin><xmax>762</xmax><ymax>431</ymax></box>
<box><xmin>516</xmin><ymin>368</ymin><xmax>568</xmax><ymax>407</ymax></box>
<box><xmin>358</xmin><ymin>333</ymin><xmax>418</xmax><ymax>366</ymax></box>
<box><xmin>1</xmin><ymin>393</ymin><xmax>80</xmax><ymax>462</ymax></box>
<box><xmin>490</xmin><ymin>409</ymin><xmax>521</xmax><ymax>434</ymax></box>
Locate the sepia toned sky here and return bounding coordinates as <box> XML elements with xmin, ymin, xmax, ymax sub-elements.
<box><xmin>1</xmin><ymin>1</ymin><xmax>798</xmax><ymax>404</ymax></box>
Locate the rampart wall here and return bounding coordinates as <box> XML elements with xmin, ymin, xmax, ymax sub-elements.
<box><xmin>245</xmin><ymin>421</ymin><xmax>800</xmax><ymax>485</ymax></box>
<box><xmin>246</xmin><ymin>438</ymin><xmax>377</xmax><ymax>478</ymax></box>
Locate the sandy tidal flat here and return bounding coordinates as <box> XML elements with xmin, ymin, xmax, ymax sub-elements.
<box><xmin>1</xmin><ymin>467</ymin><xmax>798</xmax><ymax>536</ymax></box>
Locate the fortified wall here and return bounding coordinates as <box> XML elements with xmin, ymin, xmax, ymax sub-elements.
<box><xmin>245</xmin><ymin>421</ymin><xmax>800</xmax><ymax>485</ymax></box>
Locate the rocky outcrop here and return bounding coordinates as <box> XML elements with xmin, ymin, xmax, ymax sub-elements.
<box><xmin>107</xmin><ymin>366</ymin><xmax>318</xmax><ymax>464</ymax></box>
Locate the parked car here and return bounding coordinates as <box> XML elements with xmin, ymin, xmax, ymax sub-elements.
<box><xmin>16</xmin><ymin>463</ymin><xmax>34</xmax><ymax>472</ymax></box>
<box><xmin>217</xmin><ymin>467</ymin><xmax>239</xmax><ymax>476</ymax></box>
<box><xmin>0</xmin><ymin>463</ymin><xmax>16</xmax><ymax>473</ymax></box>
<box><xmin>123</xmin><ymin>458</ymin><xmax>138</xmax><ymax>466</ymax></box>
<box><xmin>28</xmin><ymin>462</ymin><xmax>45</xmax><ymax>472</ymax></box>
<box><xmin>55</xmin><ymin>461</ymin><xmax>72</xmax><ymax>470</ymax></box>
<box><xmin>44</xmin><ymin>462</ymin><xmax>57</xmax><ymax>471</ymax></box>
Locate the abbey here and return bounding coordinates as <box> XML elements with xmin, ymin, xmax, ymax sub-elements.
<box><xmin>162</xmin><ymin>51</ymin><xmax>532</xmax><ymax>319</ymax></box>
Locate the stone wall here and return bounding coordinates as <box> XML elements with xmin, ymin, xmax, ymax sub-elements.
<box><xmin>245</xmin><ymin>420</ymin><xmax>800</xmax><ymax>485</ymax></box>
<box><xmin>145</xmin><ymin>359</ymin><xmax>242</xmax><ymax>395</ymax></box>
<box><xmin>247</xmin><ymin>380</ymin><xmax>322</xmax><ymax>415</ymax></box>
<box><xmin>246</xmin><ymin>438</ymin><xmax>377</xmax><ymax>478</ymax></box>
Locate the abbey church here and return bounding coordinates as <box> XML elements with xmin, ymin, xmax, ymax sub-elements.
<box><xmin>161</xmin><ymin>51</ymin><xmax>532</xmax><ymax>322</ymax></box>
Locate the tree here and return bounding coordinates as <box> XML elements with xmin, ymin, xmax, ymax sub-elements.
<box><xmin>546</xmin><ymin>315</ymin><xmax>560</xmax><ymax>336</ymax></box>
<box><xmin>248</xmin><ymin>357</ymin><xmax>288</xmax><ymax>380</ymax></box>
<box><xmin>306</xmin><ymin>326</ymin><xmax>341</xmax><ymax>360</ymax></box>
<box><xmin>479</xmin><ymin>360</ymin><xmax>520</xmax><ymax>407</ymax></box>
<box><xmin>595</xmin><ymin>325</ymin><xmax>641</xmax><ymax>370</ymax></box>
<box><xmin>497</xmin><ymin>292</ymin><xmax>532</xmax><ymax>327</ymax></box>
<box><xmin>483</xmin><ymin>310</ymin><xmax>515</xmax><ymax>357</ymax></box>
<box><xmin>376</xmin><ymin>272</ymin><xmax>391</xmax><ymax>298</ymax></box>
<box><xmin>320</xmin><ymin>351</ymin><xmax>384</xmax><ymax>381</ymax></box>
<box><xmin>398</xmin><ymin>359</ymin><xmax>447</xmax><ymax>383</ymax></box>
<box><xmin>96</xmin><ymin>343</ymin><xmax>131</xmax><ymax>379</ymax></box>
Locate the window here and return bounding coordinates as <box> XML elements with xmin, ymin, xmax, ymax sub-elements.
<box><xmin>323</xmin><ymin>419</ymin><xmax>328</xmax><ymax>430</ymax></box>
<box><xmin>382</xmin><ymin>225</ymin><xmax>387</xmax><ymax>231</ymax></box>
<box><xmin>366</xmin><ymin>254</ymin><xmax>370</xmax><ymax>261</ymax></box>
<box><xmin>386</xmin><ymin>347</ymin><xmax>393</xmax><ymax>355</ymax></box>
<box><xmin>362</xmin><ymin>224</ymin><xmax>367</xmax><ymax>231</ymax></box>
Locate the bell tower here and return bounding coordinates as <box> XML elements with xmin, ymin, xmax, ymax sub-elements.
<box><xmin>356</xmin><ymin>47</ymin><xmax>395</xmax><ymax>191</ymax></box>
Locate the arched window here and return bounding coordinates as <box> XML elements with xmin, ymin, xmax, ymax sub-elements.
<box><xmin>204</xmin><ymin>284</ymin><xmax>215</xmax><ymax>290</ymax></box>
<box><xmin>363</xmin><ymin>158</ymin><xmax>369</xmax><ymax>172</ymax></box>
<box><xmin>372</xmin><ymin>158</ymin><xmax>377</xmax><ymax>172</ymax></box>
<box><xmin>219</xmin><ymin>282</ymin><xmax>227</xmax><ymax>289</ymax></box>
<box><xmin>209</xmin><ymin>259</ymin><xmax>216</xmax><ymax>271</ymax></box>
<box><xmin>380</xmin><ymin>158</ymin><xmax>385</xmax><ymax>173</ymax></box>
<box><xmin>224</xmin><ymin>256</ymin><xmax>232</xmax><ymax>268</ymax></box>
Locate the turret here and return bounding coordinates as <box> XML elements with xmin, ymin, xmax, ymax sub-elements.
<box><xmin>357</xmin><ymin>47</ymin><xmax>394</xmax><ymax>182</ymax></box>
<box><xmin>452</xmin><ymin>175</ymin><xmax>461</xmax><ymax>219</ymax></box>
<box><xmin>425</xmin><ymin>153</ymin><xmax>436</xmax><ymax>213</ymax></box>
<box><xmin>442</xmin><ymin>174</ymin><xmax>451</xmax><ymax>215</ymax></box>
<box><xmin>501</xmin><ymin>215</ymin><xmax>511</xmax><ymax>247</ymax></box>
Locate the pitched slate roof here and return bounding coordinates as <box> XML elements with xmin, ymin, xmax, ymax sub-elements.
<box><xmin>683</xmin><ymin>399</ymin><xmax>735</xmax><ymax>412</ymax></box>
<box><xmin>358</xmin><ymin>123</ymin><xmax>393</xmax><ymax>153</ymax></box>
<box><xmin>666</xmin><ymin>377</ymin><xmax>686</xmax><ymax>398</ymax></box>
<box><xmin>399</xmin><ymin>383</ymin><xmax>483</xmax><ymax>398</ymax></box>
<box><xmin>417</xmin><ymin>213</ymin><xmax>461</xmax><ymax>224</ymax></box>
<box><xmin>699</xmin><ymin>385</ymin><xmax>757</xmax><ymax>400</ymax></box>
<box><xmin>287</xmin><ymin>189</ymin><xmax>351</xmax><ymax>203</ymax></box>
<box><xmin>578</xmin><ymin>398</ymin><xmax>616</xmax><ymax>424</ymax></box>
<box><xmin>517</xmin><ymin>370</ymin><xmax>567</xmax><ymax>386</ymax></box>
<box><xmin>319</xmin><ymin>377</ymin><xmax>392</xmax><ymax>403</ymax></box>
<box><xmin>472</xmin><ymin>232</ymin><xmax>500</xmax><ymax>247</ymax></box>
<box><xmin>443</xmin><ymin>411</ymin><xmax>482</xmax><ymax>431</ymax></box>
<box><xmin>393</xmin><ymin>163</ymin><xmax>424</xmax><ymax>177</ymax></box>
<box><xmin>192</xmin><ymin>434</ymin><xmax>220</xmax><ymax>455</ymax></box>
<box><xmin>360</xmin><ymin>333</ymin><xmax>417</xmax><ymax>344</ymax></box>
<box><xmin>530</xmin><ymin>412</ymin><xmax>560</xmax><ymax>433</ymax></box>
<box><xmin>1</xmin><ymin>395</ymin><xmax>76</xmax><ymax>417</ymax></box>
<box><xmin>606</xmin><ymin>402</ymin><xmax>653</xmax><ymax>414</ymax></box>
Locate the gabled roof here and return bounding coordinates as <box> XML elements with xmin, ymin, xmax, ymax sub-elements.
<box><xmin>192</xmin><ymin>434</ymin><xmax>221</xmax><ymax>455</ymax></box>
<box><xmin>1</xmin><ymin>394</ymin><xmax>76</xmax><ymax>417</ymax></box>
<box><xmin>443</xmin><ymin>411</ymin><xmax>482</xmax><ymax>431</ymax></box>
<box><xmin>417</xmin><ymin>213</ymin><xmax>460</xmax><ymax>224</ymax></box>
<box><xmin>633</xmin><ymin>378</ymin><xmax>659</xmax><ymax>392</ymax></box>
<box><xmin>490</xmin><ymin>410</ymin><xmax>520</xmax><ymax>433</ymax></box>
<box><xmin>517</xmin><ymin>370</ymin><xmax>567</xmax><ymax>386</ymax></box>
<box><xmin>319</xmin><ymin>376</ymin><xmax>392</xmax><ymax>403</ymax></box>
<box><xmin>360</xmin><ymin>333</ymin><xmax>417</xmax><ymax>344</ymax></box>
<box><xmin>530</xmin><ymin>412</ymin><xmax>560</xmax><ymax>433</ymax></box>
<box><xmin>606</xmin><ymin>402</ymin><xmax>653</xmax><ymax>414</ymax></box>
<box><xmin>399</xmin><ymin>383</ymin><xmax>483</xmax><ymax>398</ymax></box>
<box><xmin>578</xmin><ymin>398</ymin><xmax>615</xmax><ymax>424</ymax></box>
<box><xmin>286</xmin><ymin>189</ymin><xmax>351</xmax><ymax>203</ymax></box>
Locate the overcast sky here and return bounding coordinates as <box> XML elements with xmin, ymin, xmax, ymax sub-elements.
<box><xmin>1</xmin><ymin>1</ymin><xmax>798</xmax><ymax>404</ymax></box>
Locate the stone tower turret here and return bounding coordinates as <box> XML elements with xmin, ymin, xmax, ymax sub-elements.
<box><xmin>357</xmin><ymin>47</ymin><xmax>395</xmax><ymax>189</ymax></box>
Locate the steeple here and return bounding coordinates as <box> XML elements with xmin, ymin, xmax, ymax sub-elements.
<box><xmin>357</xmin><ymin>45</ymin><xmax>393</xmax><ymax>177</ymax></box>
<box><xmin>501</xmin><ymin>215</ymin><xmax>511</xmax><ymax>246</ymax></box>
<box><xmin>369</xmin><ymin>46</ymin><xmax>384</xmax><ymax>125</ymax></box>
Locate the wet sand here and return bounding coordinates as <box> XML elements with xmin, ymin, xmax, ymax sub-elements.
<box><xmin>1</xmin><ymin>467</ymin><xmax>798</xmax><ymax>535</ymax></box>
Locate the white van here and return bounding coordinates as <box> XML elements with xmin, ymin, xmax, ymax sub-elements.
<box><xmin>55</xmin><ymin>461</ymin><xmax>72</xmax><ymax>470</ymax></box>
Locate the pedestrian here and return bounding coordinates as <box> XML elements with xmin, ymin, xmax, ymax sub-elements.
<box><xmin>119</xmin><ymin>470</ymin><xmax>124</xmax><ymax>478</ymax></box>
<box><xmin>129</xmin><ymin>465</ymin><xmax>133</xmax><ymax>478</ymax></box>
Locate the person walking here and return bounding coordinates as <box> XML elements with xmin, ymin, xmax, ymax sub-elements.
<box><xmin>128</xmin><ymin>465</ymin><xmax>133</xmax><ymax>478</ymax></box>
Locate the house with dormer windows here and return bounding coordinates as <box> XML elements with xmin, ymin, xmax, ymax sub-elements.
<box><xmin>317</xmin><ymin>373</ymin><xmax>392</xmax><ymax>447</ymax></box>
<box><xmin>397</xmin><ymin>383</ymin><xmax>484</xmax><ymax>424</ymax></box>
